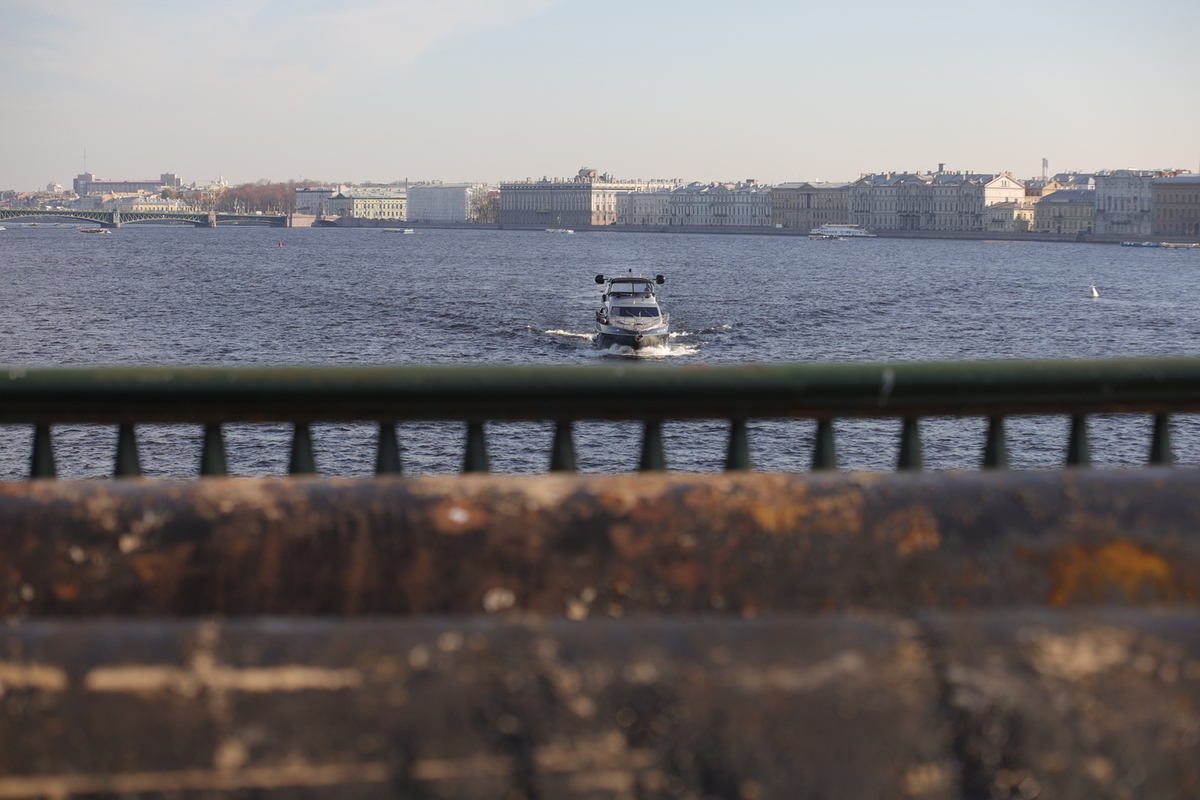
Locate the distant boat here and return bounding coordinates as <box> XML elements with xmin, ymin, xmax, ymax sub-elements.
<box><xmin>810</xmin><ymin>224</ymin><xmax>875</xmax><ymax>238</ymax></box>
<box><xmin>402</xmin><ymin>229</ymin><xmax>416</xmax><ymax>234</ymax></box>
<box><xmin>1090</xmin><ymin>285</ymin><xmax>1100</xmax><ymax>298</ymax></box>
<box><xmin>546</xmin><ymin>228</ymin><xmax>575</xmax><ymax>234</ymax></box>
<box><xmin>79</xmin><ymin>228</ymin><xmax>111</xmax><ymax>234</ymax></box>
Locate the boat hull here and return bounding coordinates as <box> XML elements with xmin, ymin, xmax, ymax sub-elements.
<box><xmin>595</xmin><ymin>326</ymin><xmax>669</xmax><ymax>350</ymax></box>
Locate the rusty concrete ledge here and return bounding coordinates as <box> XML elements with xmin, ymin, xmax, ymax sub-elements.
<box><xmin>0</xmin><ymin>612</ymin><xmax>1196</xmax><ymax>799</ymax></box>
<box><xmin>1</xmin><ymin>470</ymin><xmax>1199</xmax><ymax>617</ymax></box>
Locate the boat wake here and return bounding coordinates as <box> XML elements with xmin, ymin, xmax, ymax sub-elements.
<box><xmin>544</xmin><ymin>328</ymin><xmax>595</xmax><ymax>341</ymax></box>
<box><xmin>543</xmin><ymin>328</ymin><xmax>700</xmax><ymax>356</ymax></box>
<box><xmin>586</xmin><ymin>341</ymin><xmax>700</xmax><ymax>358</ymax></box>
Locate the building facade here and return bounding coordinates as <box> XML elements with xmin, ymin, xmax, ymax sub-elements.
<box><xmin>1093</xmin><ymin>170</ymin><xmax>1163</xmax><ymax>236</ymax></box>
<box><xmin>770</xmin><ymin>182</ymin><xmax>849</xmax><ymax>230</ymax></box>
<box><xmin>984</xmin><ymin>202</ymin><xmax>1035</xmax><ymax>232</ymax></box>
<box><xmin>294</xmin><ymin>186</ymin><xmax>347</xmax><ymax>216</ymax></box>
<box><xmin>666</xmin><ymin>182</ymin><xmax>773</xmax><ymax>227</ymax></box>
<box><xmin>1033</xmin><ymin>190</ymin><xmax>1096</xmax><ymax>234</ymax></box>
<box><xmin>499</xmin><ymin>168</ymin><xmax>679</xmax><ymax>227</ymax></box>
<box><xmin>406</xmin><ymin>183</ymin><xmax>494</xmax><ymax>223</ymax></box>
<box><xmin>616</xmin><ymin>191</ymin><xmax>673</xmax><ymax>226</ymax></box>
<box><xmin>73</xmin><ymin>173</ymin><xmax>181</xmax><ymax>196</ymax></box>
<box><xmin>849</xmin><ymin>171</ymin><xmax>1025</xmax><ymax>232</ymax></box>
<box><xmin>69</xmin><ymin>192</ymin><xmax>193</xmax><ymax>212</ymax></box>
<box><xmin>327</xmin><ymin>189</ymin><xmax>407</xmax><ymax>220</ymax></box>
<box><xmin>1152</xmin><ymin>174</ymin><xmax>1200</xmax><ymax>237</ymax></box>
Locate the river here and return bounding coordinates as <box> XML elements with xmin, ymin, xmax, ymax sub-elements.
<box><xmin>2</xmin><ymin>223</ymin><xmax>1199</xmax><ymax>478</ymax></box>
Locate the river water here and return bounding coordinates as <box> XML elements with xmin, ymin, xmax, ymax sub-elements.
<box><xmin>2</xmin><ymin>223</ymin><xmax>1199</xmax><ymax>478</ymax></box>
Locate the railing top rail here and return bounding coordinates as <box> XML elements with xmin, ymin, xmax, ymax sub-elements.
<box><xmin>3</xmin><ymin>358</ymin><xmax>1200</xmax><ymax>424</ymax></box>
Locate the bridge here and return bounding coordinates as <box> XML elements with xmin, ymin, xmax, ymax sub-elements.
<box><xmin>0</xmin><ymin>207</ymin><xmax>289</xmax><ymax>228</ymax></box>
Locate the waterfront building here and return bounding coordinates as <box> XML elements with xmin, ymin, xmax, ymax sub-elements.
<box><xmin>407</xmin><ymin>183</ymin><xmax>495</xmax><ymax>223</ymax></box>
<box><xmin>666</xmin><ymin>181</ymin><xmax>773</xmax><ymax>228</ymax></box>
<box><xmin>327</xmin><ymin>188</ymin><xmax>406</xmax><ymax>220</ymax></box>
<box><xmin>1093</xmin><ymin>170</ymin><xmax>1159</xmax><ymax>236</ymax></box>
<box><xmin>1025</xmin><ymin>173</ymin><xmax>1096</xmax><ymax>200</ymax></box>
<box><xmin>4</xmin><ymin>190</ymin><xmax>75</xmax><ymax>208</ymax></box>
<box><xmin>293</xmin><ymin>186</ymin><xmax>348</xmax><ymax>216</ymax></box>
<box><xmin>849</xmin><ymin>173</ymin><xmax>913</xmax><ymax>230</ymax></box>
<box><xmin>770</xmin><ymin>182</ymin><xmax>849</xmax><ymax>230</ymax></box>
<box><xmin>73</xmin><ymin>172</ymin><xmax>181</xmax><ymax>196</ymax></box>
<box><xmin>1033</xmin><ymin>189</ymin><xmax>1095</xmax><ymax>234</ymax></box>
<box><xmin>984</xmin><ymin>201</ymin><xmax>1036</xmax><ymax>232</ymax></box>
<box><xmin>617</xmin><ymin>190</ymin><xmax>673</xmax><ymax>227</ymax></box>
<box><xmin>68</xmin><ymin>191</ymin><xmax>193</xmax><ymax>212</ymax></box>
<box><xmin>848</xmin><ymin>170</ymin><xmax>1024</xmax><ymax>231</ymax></box>
<box><xmin>1152</xmin><ymin>174</ymin><xmax>1200</xmax><ymax>237</ymax></box>
<box><xmin>499</xmin><ymin>168</ymin><xmax>680</xmax><ymax>227</ymax></box>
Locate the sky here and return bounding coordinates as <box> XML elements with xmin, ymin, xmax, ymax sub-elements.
<box><xmin>1</xmin><ymin>0</ymin><xmax>1198</xmax><ymax>191</ymax></box>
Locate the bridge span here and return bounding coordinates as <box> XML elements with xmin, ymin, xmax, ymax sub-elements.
<box><xmin>0</xmin><ymin>208</ymin><xmax>290</xmax><ymax>228</ymax></box>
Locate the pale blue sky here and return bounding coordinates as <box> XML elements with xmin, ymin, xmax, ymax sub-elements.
<box><xmin>1</xmin><ymin>0</ymin><xmax>1197</xmax><ymax>190</ymax></box>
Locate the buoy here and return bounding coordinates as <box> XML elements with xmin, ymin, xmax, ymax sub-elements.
<box><xmin>1090</xmin><ymin>285</ymin><xmax>1100</xmax><ymax>298</ymax></box>
<box><xmin>277</xmin><ymin>241</ymin><xmax>284</xmax><ymax>247</ymax></box>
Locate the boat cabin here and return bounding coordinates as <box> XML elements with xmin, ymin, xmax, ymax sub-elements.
<box><xmin>606</xmin><ymin>279</ymin><xmax>655</xmax><ymax>297</ymax></box>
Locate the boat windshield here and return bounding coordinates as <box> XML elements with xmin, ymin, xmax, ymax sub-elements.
<box><xmin>613</xmin><ymin>307</ymin><xmax>660</xmax><ymax>317</ymax></box>
<box><xmin>609</xmin><ymin>281</ymin><xmax>652</xmax><ymax>295</ymax></box>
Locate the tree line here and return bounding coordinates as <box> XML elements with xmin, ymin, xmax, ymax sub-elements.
<box><xmin>208</xmin><ymin>180</ymin><xmax>325</xmax><ymax>214</ymax></box>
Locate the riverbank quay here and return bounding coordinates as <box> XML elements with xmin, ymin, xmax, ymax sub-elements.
<box><xmin>325</xmin><ymin>217</ymin><xmax>1200</xmax><ymax>246</ymax></box>
<box><xmin>3</xmin><ymin>359</ymin><xmax>1200</xmax><ymax>798</ymax></box>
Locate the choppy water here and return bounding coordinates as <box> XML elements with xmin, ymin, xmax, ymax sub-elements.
<box><xmin>2</xmin><ymin>223</ymin><xmax>1199</xmax><ymax>478</ymax></box>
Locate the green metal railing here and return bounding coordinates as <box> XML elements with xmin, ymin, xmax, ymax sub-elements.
<box><xmin>4</xmin><ymin>358</ymin><xmax>1200</xmax><ymax>479</ymax></box>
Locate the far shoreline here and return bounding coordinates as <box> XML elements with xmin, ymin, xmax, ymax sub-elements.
<box><xmin>319</xmin><ymin>218</ymin><xmax>1200</xmax><ymax>246</ymax></box>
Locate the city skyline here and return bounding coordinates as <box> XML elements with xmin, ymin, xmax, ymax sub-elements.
<box><xmin>2</xmin><ymin>0</ymin><xmax>1198</xmax><ymax>192</ymax></box>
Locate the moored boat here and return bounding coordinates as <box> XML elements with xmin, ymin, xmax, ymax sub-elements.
<box><xmin>809</xmin><ymin>224</ymin><xmax>876</xmax><ymax>238</ymax></box>
<box><xmin>594</xmin><ymin>272</ymin><xmax>670</xmax><ymax>350</ymax></box>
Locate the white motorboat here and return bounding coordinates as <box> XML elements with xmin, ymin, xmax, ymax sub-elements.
<box><xmin>594</xmin><ymin>272</ymin><xmax>670</xmax><ymax>350</ymax></box>
<box><xmin>809</xmin><ymin>224</ymin><xmax>876</xmax><ymax>238</ymax></box>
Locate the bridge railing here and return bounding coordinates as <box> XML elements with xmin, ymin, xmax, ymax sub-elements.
<box><xmin>5</xmin><ymin>358</ymin><xmax>1200</xmax><ymax>479</ymax></box>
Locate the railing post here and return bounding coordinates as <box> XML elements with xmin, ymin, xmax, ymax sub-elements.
<box><xmin>1066</xmin><ymin>414</ymin><xmax>1091</xmax><ymax>467</ymax></box>
<box><xmin>1149</xmin><ymin>412</ymin><xmax>1173</xmax><ymax>466</ymax></box>
<box><xmin>30</xmin><ymin>424</ymin><xmax>56</xmax><ymax>480</ymax></box>
<box><xmin>639</xmin><ymin>420</ymin><xmax>666</xmax><ymax>472</ymax></box>
<box><xmin>549</xmin><ymin>421</ymin><xmax>577</xmax><ymax>472</ymax></box>
<box><xmin>463</xmin><ymin>421</ymin><xmax>489</xmax><ymax>473</ymax></box>
<box><xmin>811</xmin><ymin>418</ymin><xmax>838</xmax><ymax>471</ymax></box>
<box><xmin>982</xmin><ymin>416</ymin><xmax>1008</xmax><ymax>469</ymax></box>
<box><xmin>375</xmin><ymin>422</ymin><xmax>402</xmax><ymax>475</ymax></box>
<box><xmin>289</xmin><ymin>423</ymin><xmax>317</xmax><ymax>475</ymax></box>
<box><xmin>199</xmin><ymin>423</ymin><xmax>227</xmax><ymax>477</ymax></box>
<box><xmin>724</xmin><ymin>418</ymin><xmax>752</xmax><ymax>471</ymax></box>
<box><xmin>897</xmin><ymin>417</ymin><xmax>923</xmax><ymax>471</ymax></box>
<box><xmin>114</xmin><ymin>423</ymin><xmax>142</xmax><ymax>478</ymax></box>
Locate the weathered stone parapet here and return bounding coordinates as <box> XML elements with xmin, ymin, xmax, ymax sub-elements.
<box><xmin>0</xmin><ymin>613</ymin><xmax>1196</xmax><ymax>799</ymax></box>
<box><xmin>2</xmin><ymin>470</ymin><xmax>1199</xmax><ymax>618</ymax></box>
